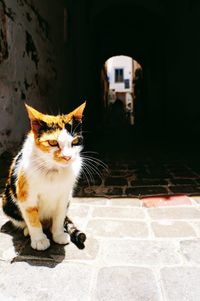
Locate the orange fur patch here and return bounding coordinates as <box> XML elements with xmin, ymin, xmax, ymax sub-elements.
<box><xmin>7</xmin><ymin>159</ymin><xmax>15</xmax><ymax>184</ymax></box>
<box><xmin>35</xmin><ymin>138</ymin><xmax>50</xmax><ymax>153</ymax></box>
<box><xmin>53</xmin><ymin>149</ymin><xmax>64</xmax><ymax>162</ymax></box>
<box><xmin>26</xmin><ymin>207</ymin><xmax>41</xmax><ymax>227</ymax></box>
<box><xmin>2</xmin><ymin>193</ymin><xmax>6</xmax><ymax>206</ymax></box>
<box><xmin>35</xmin><ymin>131</ymin><xmax>60</xmax><ymax>152</ymax></box>
<box><xmin>16</xmin><ymin>171</ymin><xmax>28</xmax><ymax>202</ymax></box>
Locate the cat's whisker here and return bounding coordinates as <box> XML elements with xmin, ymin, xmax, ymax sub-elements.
<box><xmin>82</xmin><ymin>159</ymin><xmax>104</xmax><ymax>183</ymax></box>
<box><xmin>80</xmin><ymin>169</ymin><xmax>91</xmax><ymax>188</ymax></box>
<box><xmin>81</xmin><ymin>152</ymin><xmax>107</xmax><ymax>166</ymax></box>
<box><xmin>81</xmin><ymin>151</ymin><xmax>99</xmax><ymax>154</ymax></box>
<box><xmin>81</xmin><ymin>155</ymin><xmax>108</xmax><ymax>172</ymax></box>
<box><xmin>81</xmin><ymin>163</ymin><xmax>95</xmax><ymax>185</ymax></box>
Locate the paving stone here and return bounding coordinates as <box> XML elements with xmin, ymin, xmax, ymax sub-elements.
<box><xmin>161</xmin><ymin>267</ymin><xmax>200</xmax><ymax>301</ymax></box>
<box><xmin>110</xmin><ymin>171</ymin><xmax>133</xmax><ymax>177</ymax></box>
<box><xmin>95</xmin><ymin>267</ymin><xmax>160</xmax><ymax>301</ymax></box>
<box><xmin>106</xmin><ymin>198</ymin><xmax>142</xmax><ymax>207</ymax></box>
<box><xmin>0</xmin><ymin>233</ymin><xmax>18</xmax><ymax>261</ymax></box>
<box><xmin>191</xmin><ymin>222</ymin><xmax>200</xmax><ymax>236</ymax></box>
<box><xmin>171</xmin><ymin>170</ymin><xmax>197</xmax><ymax>178</ymax></box>
<box><xmin>148</xmin><ymin>207</ymin><xmax>200</xmax><ymax>220</ymax></box>
<box><xmin>83</xmin><ymin>186</ymin><xmax>109</xmax><ymax>197</ymax></box>
<box><xmin>180</xmin><ymin>239</ymin><xmax>200</xmax><ymax>264</ymax></box>
<box><xmin>64</xmin><ymin>237</ymin><xmax>99</xmax><ymax>261</ymax></box>
<box><xmin>0</xmin><ymin>262</ymin><xmax>94</xmax><ymax>301</ymax></box>
<box><xmin>143</xmin><ymin>195</ymin><xmax>192</xmax><ymax>208</ymax></box>
<box><xmin>126</xmin><ymin>186</ymin><xmax>168</xmax><ymax>197</ymax></box>
<box><xmin>107</xmin><ymin>187</ymin><xmax>123</xmax><ymax>196</ymax></box>
<box><xmin>72</xmin><ymin>197</ymin><xmax>108</xmax><ymax>206</ymax></box>
<box><xmin>92</xmin><ymin>206</ymin><xmax>145</xmax><ymax>219</ymax></box>
<box><xmin>191</xmin><ymin>196</ymin><xmax>200</xmax><ymax>204</ymax></box>
<box><xmin>68</xmin><ymin>205</ymin><xmax>89</xmax><ymax>218</ymax></box>
<box><xmin>151</xmin><ymin>221</ymin><xmax>196</xmax><ymax>237</ymax></box>
<box><xmin>169</xmin><ymin>185</ymin><xmax>200</xmax><ymax>194</ymax></box>
<box><xmin>100</xmin><ymin>240</ymin><xmax>181</xmax><ymax>266</ymax></box>
<box><xmin>105</xmin><ymin>177</ymin><xmax>128</xmax><ymax>186</ymax></box>
<box><xmin>86</xmin><ymin>219</ymin><xmax>149</xmax><ymax>238</ymax></box>
<box><xmin>131</xmin><ymin>179</ymin><xmax>168</xmax><ymax>186</ymax></box>
<box><xmin>145</xmin><ymin>170</ymin><xmax>171</xmax><ymax>178</ymax></box>
<box><xmin>134</xmin><ymin>171</ymin><xmax>152</xmax><ymax>179</ymax></box>
<box><xmin>169</xmin><ymin>178</ymin><xmax>197</xmax><ymax>185</ymax></box>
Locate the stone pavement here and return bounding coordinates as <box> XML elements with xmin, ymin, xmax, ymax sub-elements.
<box><xmin>74</xmin><ymin>151</ymin><xmax>200</xmax><ymax>198</ymax></box>
<box><xmin>0</xmin><ymin>196</ymin><xmax>200</xmax><ymax>301</ymax></box>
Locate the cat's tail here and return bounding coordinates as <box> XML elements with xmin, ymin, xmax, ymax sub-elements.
<box><xmin>64</xmin><ymin>216</ymin><xmax>86</xmax><ymax>248</ymax></box>
<box><xmin>9</xmin><ymin>218</ymin><xmax>29</xmax><ymax>236</ymax></box>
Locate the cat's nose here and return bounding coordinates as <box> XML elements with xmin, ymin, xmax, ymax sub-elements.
<box><xmin>63</xmin><ymin>156</ymin><xmax>72</xmax><ymax>161</ymax></box>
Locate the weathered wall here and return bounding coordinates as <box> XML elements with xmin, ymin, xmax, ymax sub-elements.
<box><xmin>0</xmin><ymin>0</ymin><xmax>65</xmax><ymax>155</ymax></box>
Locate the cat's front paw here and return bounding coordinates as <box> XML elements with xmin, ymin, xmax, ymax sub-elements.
<box><xmin>31</xmin><ymin>235</ymin><xmax>50</xmax><ymax>251</ymax></box>
<box><xmin>53</xmin><ymin>232</ymin><xmax>70</xmax><ymax>245</ymax></box>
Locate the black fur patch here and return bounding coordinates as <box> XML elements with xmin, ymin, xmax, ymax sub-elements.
<box><xmin>37</xmin><ymin>121</ymin><xmax>63</xmax><ymax>138</ymax></box>
<box><xmin>10</xmin><ymin>152</ymin><xmax>22</xmax><ymax>197</ymax></box>
<box><xmin>2</xmin><ymin>184</ymin><xmax>23</xmax><ymax>222</ymax></box>
<box><xmin>37</xmin><ymin>120</ymin><xmax>52</xmax><ymax>137</ymax></box>
<box><xmin>71</xmin><ymin>117</ymin><xmax>82</xmax><ymax>135</ymax></box>
<box><xmin>65</xmin><ymin>123</ymin><xmax>72</xmax><ymax>133</ymax></box>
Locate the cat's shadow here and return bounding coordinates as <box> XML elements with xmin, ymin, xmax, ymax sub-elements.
<box><xmin>1</xmin><ymin>221</ymin><xmax>85</xmax><ymax>268</ymax></box>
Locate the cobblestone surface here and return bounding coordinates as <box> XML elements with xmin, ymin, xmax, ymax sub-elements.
<box><xmin>0</xmin><ymin>196</ymin><xmax>200</xmax><ymax>300</ymax></box>
<box><xmin>161</xmin><ymin>267</ymin><xmax>200</xmax><ymax>301</ymax></box>
<box><xmin>74</xmin><ymin>158</ymin><xmax>200</xmax><ymax>197</ymax></box>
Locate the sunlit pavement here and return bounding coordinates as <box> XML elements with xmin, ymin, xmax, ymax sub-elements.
<box><xmin>0</xmin><ymin>196</ymin><xmax>200</xmax><ymax>301</ymax></box>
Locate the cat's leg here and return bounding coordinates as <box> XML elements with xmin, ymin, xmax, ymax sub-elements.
<box><xmin>51</xmin><ymin>198</ymin><xmax>70</xmax><ymax>245</ymax></box>
<box><xmin>18</xmin><ymin>201</ymin><xmax>50</xmax><ymax>251</ymax></box>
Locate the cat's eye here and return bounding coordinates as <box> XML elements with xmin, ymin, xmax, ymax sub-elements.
<box><xmin>72</xmin><ymin>136</ymin><xmax>83</xmax><ymax>146</ymax></box>
<box><xmin>48</xmin><ymin>140</ymin><xmax>58</xmax><ymax>147</ymax></box>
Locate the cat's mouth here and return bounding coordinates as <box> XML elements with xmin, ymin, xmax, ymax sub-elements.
<box><xmin>57</xmin><ymin>156</ymin><xmax>75</xmax><ymax>166</ymax></box>
<box><xmin>62</xmin><ymin>156</ymin><xmax>72</xmax><ymax>162</ymax></box>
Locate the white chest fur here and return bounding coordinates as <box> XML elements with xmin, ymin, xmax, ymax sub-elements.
<box><xmin>28</xmin><ymin>166</ymin><xmax>78</xmax><ymax>220</ymax></box>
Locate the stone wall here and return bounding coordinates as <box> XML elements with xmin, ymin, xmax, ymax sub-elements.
<box><xmin>0</xmin><ymin>0</ymin><xmax>65</xmax><ymax>155</ymax></box>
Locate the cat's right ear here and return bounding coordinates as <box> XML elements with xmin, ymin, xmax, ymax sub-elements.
<box><xmin>25</xmin><ymin>104</ymin><xmax>45</xmax><ymax>134</ymax></box>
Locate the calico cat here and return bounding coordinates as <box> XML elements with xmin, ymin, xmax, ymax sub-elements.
<box><xmin>2</xmin><ymin>102</ymin><xmax>86</xmax><ymax>250</ymax></box>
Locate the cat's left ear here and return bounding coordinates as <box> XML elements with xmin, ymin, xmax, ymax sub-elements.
<box><xmin>25</xmin><ymin>104</ymin><xmax>45</xmax><ymax>134</ymax></box>
<box><xmin>70</xmin><ymin>101</ymin><xmax>86</xmax><ymax>121</ymax></box>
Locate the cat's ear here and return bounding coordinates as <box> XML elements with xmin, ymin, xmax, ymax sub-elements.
<box><xmin>25</xmin><ymin>104</ymin><xmax>45</xmax><ymax>134</ymax></box>
<box><xmin>69</xmin><ymin>101</ymin><xmax>86</xmax><ymax>121</ymax></box>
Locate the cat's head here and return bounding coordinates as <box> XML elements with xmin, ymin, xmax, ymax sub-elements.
<box><xmin>25</xmin><ymin>102</ymin><xmax>86</xmax><ymax>167</ymax></box>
